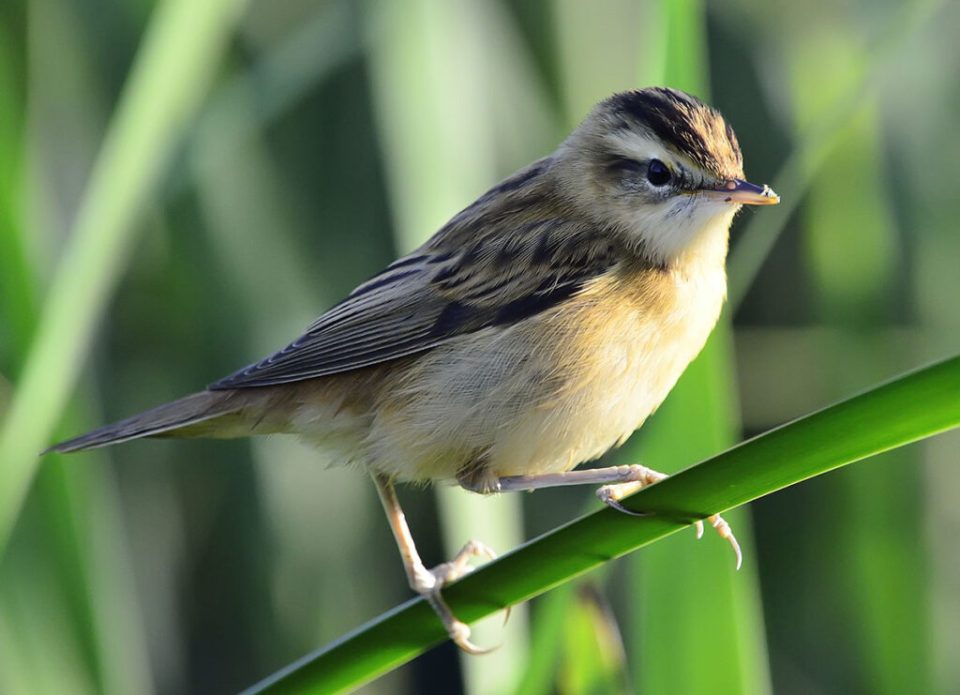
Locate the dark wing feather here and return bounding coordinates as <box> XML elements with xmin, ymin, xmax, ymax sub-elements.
<box><xmin>210</xmin><ymin>165</ymin><xmax>621</xmax><ymax>390</ymax></box>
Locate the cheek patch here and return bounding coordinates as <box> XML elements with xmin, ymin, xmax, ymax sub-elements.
<box><xmin>665</xmin><ymin>196</ymin><xmax>695</xmax><ymax>220</ymax></box>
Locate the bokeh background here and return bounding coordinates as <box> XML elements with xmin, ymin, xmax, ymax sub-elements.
<box><xmin>1</xmin><ymin>0</ymin><xmax>959</xmax><ymax>693</ymax></box>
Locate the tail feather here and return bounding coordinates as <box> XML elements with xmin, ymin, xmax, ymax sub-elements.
<box><xmin>46</xmin><ymin>391</ymin><xmax>241</xmax><ymax>454</ymax></box>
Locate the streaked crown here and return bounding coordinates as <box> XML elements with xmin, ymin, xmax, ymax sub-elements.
<box><xmin>602</xmin><ymin>87</ymin><xmax>744</xmax><ymax>180</ymax></box>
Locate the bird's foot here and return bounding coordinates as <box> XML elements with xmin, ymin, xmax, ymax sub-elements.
<box><xmin>410</xmin><ymin>539</ymin><xmax>502</xmax><ymax>654</ymax></box>
<box><xmin>596</xmin><ymin>465</ymin><xmax>742</xmax><ymax>570</ymax></box>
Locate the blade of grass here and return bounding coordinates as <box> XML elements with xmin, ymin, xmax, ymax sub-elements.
<box><xmin>0</xmin><ymin>19</ymin><xmax>32</xmax><ymax>365</ymax></box>
<box><xmin>366</xmin><ymin>0</ymin><xmax>555</xmax><ymax>688</ymax></box>
<box><xmin>180</xmin><ymin>0</ymin><xmax>361</xmax><ymax>199</ymax></box>
<box><xmin>629</xmin><ymin>321</ymin><xmax>770</xmax><ymax>695</ymax></box>
<box><xmin>540</xmin><ymin>3</ymin><xmax>659</xmax><ymax>691</ymax></box>
<box><xmin>621</xmin><ymin>2</ymin><xmax>769</xmax><ymax>692</ymax></box>
<box><xmin>0</xmin><ymin>0</ymin><xmax>247</xmax><ymax>557</ymax></box>
<box><xmin>557</xmin><ymin>584</ymin><xmax>631</xmax><ymax>695</ymax></box>
<box><xmin>191</xmin><ymin>78</ymin><xmax>401</xmax><ymax>661</ymax></box>
<box><xmin>511</xmin><ymin>584</ymin><xmax>573</xmax><ymax>695</ymax></box>
<box><xmin>1</xmin><ymin>4</ymin><xmax>185</xmax><ymax>692</ymax></box>
<box><xmin>0</xmin><ymin>559</ymin><xmax>96</xmax><ymax>695</ymax></box>
<box><xmin>241</xmin><ymin>354</ymin><xmax>960</xmax><ymax>694</ymax></box>
<box><xmin>547</xmin><ymin>5</ymin><xmax>764</xmax><ymax>691</ymax></box>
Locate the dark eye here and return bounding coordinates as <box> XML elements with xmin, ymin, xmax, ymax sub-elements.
<box><xmin>646</xmin><ymin>159</ymin><xmax>672</xmax><ymax>186</ymax></box>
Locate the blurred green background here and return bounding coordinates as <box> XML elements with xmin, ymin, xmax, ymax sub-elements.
<box><xmin>1</xmin><ymin>0</ymin><xmax>959</xmax><ymax>693</ymax></box>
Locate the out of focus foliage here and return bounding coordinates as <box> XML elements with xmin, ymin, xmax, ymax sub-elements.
<box><xmin>1</xmin><ymin>0</ymin><xmax>958</xmax><ymax>693</ymax></box>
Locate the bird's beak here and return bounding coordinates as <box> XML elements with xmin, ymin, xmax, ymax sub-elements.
<box><xmin>703</xmin><ymin>179</ymin><xmax>780</xmax><ymax>205</ymax></box>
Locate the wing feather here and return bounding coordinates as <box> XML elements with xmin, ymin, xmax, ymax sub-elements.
<box><xmin>210</xmin><ymin>161</ymin><xmax>624</xmax><ymax>390</ymax></box>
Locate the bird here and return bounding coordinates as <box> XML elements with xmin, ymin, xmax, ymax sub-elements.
<box><xmin>48</xmin><ymin>86</ymin><xmax>779</xmax><ymax>653</ymax></box>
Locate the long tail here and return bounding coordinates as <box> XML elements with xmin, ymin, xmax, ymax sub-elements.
<box><xmin>46</xmin><ymin>391</ymin><xmax>242</xmax><ymax>454</ymax></box>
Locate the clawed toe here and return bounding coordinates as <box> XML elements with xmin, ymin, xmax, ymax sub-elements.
<box><xmin>422</xmin><ymin>580</ymin><xmax>500</xmax><ymax>654</ymax></box>
<box><xmin>597</xmin><ymin>483</ymin><xmax>652</xmax><ymax>517</ymax></box>
<box><xmin>708</xmin><ymin>513</ymin><xmax>743</xmax><ymax>570</ymax></box>
<box><xmin>446</xmin><ymin>615</ymin><xmax>500</xmax><ymax>655</ymax></box>
<box><xmin>416</xmin><ymin>539</ymin><xmax>507</xmax><ymax>653</ymax></box>
<box><xmin>598</xmin><ymin>489</ymin><xmax>651</xmax><ymax>517</ymax></box>
<box><xmin>598</xmin><ymin>481</ymin><xmax>743</xmax><ymax>570</ymax></box>
<box><xmin>373</xmin><ymin>477</ymin><xmax>506</xmax><ymax>655</ymax></box>
<box><xmin>432</xmin><ymin>539</ymin><xmax>498</xmax><ymax>586</ymax></box>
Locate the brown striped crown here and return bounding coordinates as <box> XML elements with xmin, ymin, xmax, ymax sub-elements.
<box><xmin>603</xmin><ymin>87</ymin><xmax>744</xmax><ymax>181</ymax></box>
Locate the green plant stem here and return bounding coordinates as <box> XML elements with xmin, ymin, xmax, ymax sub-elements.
<box><xmin>0</xmin><ymin>0</ymin><xmax>246</xmax><ymax>557</ymax></box>
<box><xmin>243</xmin><ymin>354</ymin><xmax>960</xmax><ymax>695</ymax></box>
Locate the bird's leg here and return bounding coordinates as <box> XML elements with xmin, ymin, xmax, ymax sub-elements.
<box><xmin>372</xmin><ymin>473</ymin><xmax>498</xmax><ymax>654</ymax></box>
<box><xmin>460</xmin><ymin>464</ymin><xmax>741</xmax><ymax>569</ymax></box>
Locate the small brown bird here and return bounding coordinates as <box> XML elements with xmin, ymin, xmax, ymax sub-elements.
<box><xmin>49</xmin><ymin>87</ymin><xmax>779</xmax><ymax>652</ymax></box>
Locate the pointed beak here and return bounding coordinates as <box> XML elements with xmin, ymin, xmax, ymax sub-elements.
<box><xmin>703</xmin><ymin>179</ymin><xmax>780</xmax><ymax>205</ymax></box>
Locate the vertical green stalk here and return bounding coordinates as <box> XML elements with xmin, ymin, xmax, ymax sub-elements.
<box><xmin>0</xmin><ymin>2</ymin><xmax>159</xmax><ymax>692</ymax></box>
<box><xmin>546</xmin><ymin>5</ymin><xmax>660</xmax><ymax>689</ymax></box>
<box><xmin>0</xmin><ymin>0</ymin><xmax>248</xmax><ymax>556</ymax></box>
<box><xmin>557</xmin><ymin>586</ymin><xmax>632</xmax><ymax>695</ymax></box>
<box><xmin>623</xmin><ymin>2</ymin><xmax>770</xmax><ymax>693</ymax></box>
<box><xmin>530</xmin><ymin>3</ymin><xmax>771</xmax><ymax>692</ymax></box>
<box><xmin>0</xmin><ymin>19</ymin><xmax>32</xmax><ymax>365</ymax></box>
<box><xmin>190</xmin><ymin>54</ymin><xmax>399</xmax><ymax>659</ymax></box>
<box><xmin>366</xmin><ymin>0</ymin><xmax>553</xmax><ymax>690</ymax></box>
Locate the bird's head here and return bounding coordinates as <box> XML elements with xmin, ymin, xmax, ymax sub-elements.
<box><xmin>553</xmin><ymin>87</ymin><xmax>778</xmax><ymax>268</ymax></box>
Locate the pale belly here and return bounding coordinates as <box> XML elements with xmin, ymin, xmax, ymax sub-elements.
<box><xmin>349</xmin><ymin>269</ymin><xmax>726</xmax><ymax>485</ymax></box>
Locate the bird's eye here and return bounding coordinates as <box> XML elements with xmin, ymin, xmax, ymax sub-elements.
<box><xmin>646</xmin><ymin>159</ymin><xmax>672</xmax><ymax>186</ymax></box>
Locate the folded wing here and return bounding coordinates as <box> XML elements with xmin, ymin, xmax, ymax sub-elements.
<box><xmin>211</xmin><ymin>207</ymin><xmax>620</xmax><ymax>389</ymax></box>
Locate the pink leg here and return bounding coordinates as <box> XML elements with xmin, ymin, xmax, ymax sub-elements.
<box><xmin>373</xmin><ymin>473</ymin><xmax>500</xmax><ymax>654</ymax></box>
<box><xmin>462</xmin><ymin>464</ymin><xmax>742</xmax><ymax>569</ymax></box>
